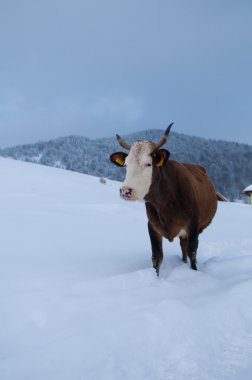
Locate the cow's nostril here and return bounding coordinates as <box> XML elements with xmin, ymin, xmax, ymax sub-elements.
<box><xmin>120</xmin><ymin>187</ymin><xmax>132</xmax><ymax>193</ymax></box>
<box><xmin>120</xmin><ymin>187</ymin><xmax>133</xmax><ymax>199</ymax></box>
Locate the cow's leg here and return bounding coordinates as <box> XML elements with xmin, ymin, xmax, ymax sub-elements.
<box><xmin>180</xmin><ymin>237</ymin><xmax>188</xmax><ymax>263</ymax></box>
<box><xmin>148</xmin><ymin>221</ymin><xmax>163</xmax><ymax>276</ymax></box>
<box><xmin>188</xmin><ymin>225</ymin><xmax>199</xmax><ymax>270</ymax></box>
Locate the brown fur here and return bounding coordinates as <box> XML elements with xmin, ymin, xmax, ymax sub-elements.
<box><xmin>144</xmin><ymin>160</ymin><xmax>217</xmax><ymax>274</ymax></box>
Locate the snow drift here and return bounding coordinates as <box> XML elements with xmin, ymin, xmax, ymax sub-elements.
<box><xmin>0</xmin><ymin>158</ymin><xmax>252</xmax><ymax>380</ymax></box>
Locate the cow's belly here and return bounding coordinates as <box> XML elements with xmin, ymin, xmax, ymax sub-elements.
<box><xmin>151</xmin><ymin>219</ymin><xmax>187</xmax><ymax>241</ymax></box>
<box><xmin>145</xmin><ymin>202</ymin><xmax>187</xmax><ymax>241</ymax></box>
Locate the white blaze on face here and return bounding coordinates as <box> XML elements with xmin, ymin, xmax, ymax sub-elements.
<box><xmin>121</xmin><ymin>141</ymin><xmax>154</xmax><ymax>200</ymax></box>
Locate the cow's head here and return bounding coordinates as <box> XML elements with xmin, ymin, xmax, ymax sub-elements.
<box><xmin>110</xmin><ymin>123</ymin><xmax>173</xmax><ymax>200</ymax></box>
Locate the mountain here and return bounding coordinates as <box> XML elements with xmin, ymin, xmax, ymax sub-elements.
<box><xmin>1</xmin><ymin>130</ymin><xmax>252</xmax><ymax>201</ymax></box>
<box><xmin>1</xmin><ymin>157</ymin><xmax>252</xmax><ymax>380</ymax></box>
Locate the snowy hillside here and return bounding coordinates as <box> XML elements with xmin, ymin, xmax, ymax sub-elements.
<box><xmin>1</xmin><ymin>130</ymin><xmax>252</xmax><ymax>201</ymax></box>
<box><xmin>0</xmin><ymin>158</ymin><xmax>252</xmax><ymax>380</ymax></box>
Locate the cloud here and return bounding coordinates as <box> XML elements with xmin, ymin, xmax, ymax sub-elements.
<box><xmin>0</xmin><ymin>0</ymin><xmax>252</xmax><ymax>146</ymax></box>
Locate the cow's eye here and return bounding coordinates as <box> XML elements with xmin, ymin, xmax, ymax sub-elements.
<box><xmin>146</xmin><ymin>163</ymin><xmax>152</xmax><ymax>167</ymax></box>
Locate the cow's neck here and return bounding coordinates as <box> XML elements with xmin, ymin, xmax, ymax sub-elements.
<box><xmin>144</xmin><ymin>161</ymin><xmax>177</xmax><ymax>207</ymax></box>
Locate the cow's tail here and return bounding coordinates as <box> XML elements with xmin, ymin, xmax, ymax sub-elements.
<box><xmin>216</xmin><ymin>191</ymin><xmax>228</xmax><ymax>202</ymax></box>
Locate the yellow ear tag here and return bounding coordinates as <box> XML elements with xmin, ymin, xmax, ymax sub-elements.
<box><xmin>115</xmin><ymin>157</ymin><xmax>125</xmax><ymax>166</ymax></box>
<box><xmin>156</xmin><ymin>158</ymin><xmax>164</xmax><ymax>167</ymax></box>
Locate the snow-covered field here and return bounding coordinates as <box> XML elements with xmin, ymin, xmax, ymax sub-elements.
<box><xmin>0</xmin><ymin>157</ymin><xmax>252</xmax><ymax>380</ymax></box>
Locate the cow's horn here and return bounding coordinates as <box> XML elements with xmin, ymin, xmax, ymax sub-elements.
<box><xmin>116</xmin><ymin>134</ymin><xmax>131</xmax><ymax>150</ymax></box>
<box><xmin>155</xmin><ymin>122</ymin><xmax>173</xmax><ymax>149</ymax></box>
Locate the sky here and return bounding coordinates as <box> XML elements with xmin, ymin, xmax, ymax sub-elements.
<box><xmin>0</xmin><ymin>0</ymin><xmax>252</xmax><ymax>147</ymax></box>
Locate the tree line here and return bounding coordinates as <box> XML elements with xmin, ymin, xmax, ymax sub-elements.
<box><xmin>1</xmin><ymin>130</ymin><xmax>251</xmax><ymax>202</ymax></box>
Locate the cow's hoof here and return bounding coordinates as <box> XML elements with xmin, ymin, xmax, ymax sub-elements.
<box><xmin>191</xmin><ymin>262</ymin><xmax>197</xmax><ymax>270</ymax></box>
<box><xmin>153</xmin><ymin>265</ymin><xmax>160</xmax><ymax>277</ymax></box>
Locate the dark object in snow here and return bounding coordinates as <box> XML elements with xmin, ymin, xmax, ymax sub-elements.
<box><xmin>99</xmin><ymin>177</ymin><xmax>106</xmax><ymax>184</ymax></box>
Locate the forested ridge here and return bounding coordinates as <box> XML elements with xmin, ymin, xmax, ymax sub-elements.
<box><xmin>1</xmin><ymin>130</ymin><xmax>252</xmax><ymax>201</ymax></box>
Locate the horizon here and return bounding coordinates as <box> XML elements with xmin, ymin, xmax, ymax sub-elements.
<box><xmin>1</xmin><ymin>127</ymin><xmax>252</xmax><ymax>150</ymax></box>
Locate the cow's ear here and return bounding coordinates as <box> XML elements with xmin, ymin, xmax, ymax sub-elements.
<box><xmin>154</xmin><ymin>149</ymin><xmax>170</xmax><ymax>167</ymax></box>
<box><xmin>110</xmin><ymin>152</ymin><xmax>128</xmax><ymax>167</ymax></box>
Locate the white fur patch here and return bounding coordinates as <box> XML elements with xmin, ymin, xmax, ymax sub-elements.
<box><xmin>177</xmin><ymin>229</ymin><xmax>187</xmax><ymax>238</ymax></box>
<box><xmin>122</xmin><ymin>141</ymin><xmax>154</xmax><ymax>200</ymax></box>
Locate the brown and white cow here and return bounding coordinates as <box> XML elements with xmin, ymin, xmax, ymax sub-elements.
<box><xmin>110</xmin><ymin>124</ymin><xmax>218</xmax><ymax>276</ymax></box>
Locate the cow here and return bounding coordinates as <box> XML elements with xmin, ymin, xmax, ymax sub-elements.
<box><xmin>110</xmin><ymin>123</ymin><xmax>218</xmax><ymax>276</ymax></box>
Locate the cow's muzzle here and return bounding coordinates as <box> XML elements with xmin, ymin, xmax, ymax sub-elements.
<box><xmin>120</xmin><ymin>187</ymin><xmax>133</xmax><ymax>200</ymax></box>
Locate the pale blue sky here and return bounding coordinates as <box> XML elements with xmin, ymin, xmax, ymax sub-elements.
<box><xmin>0</xmin><ymin>0</ymin><xmax>251</xmax><ymax>147</ymax></box>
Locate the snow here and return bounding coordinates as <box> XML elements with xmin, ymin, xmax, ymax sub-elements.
<box><xmin>0</xmin><ymin>157</ymin><xmax>252</xmax><ymax>380</ymax></box>
<box><xmin>243</xmin><ymin>184</ymin><xmax>252</xmax><ymax>192</ymax></box>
